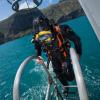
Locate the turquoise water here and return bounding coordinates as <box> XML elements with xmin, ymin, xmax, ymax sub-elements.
<box><xmin>0</xmin><ymin>16</ymin><xmax>100</xmax><ymax>100</ymax></box>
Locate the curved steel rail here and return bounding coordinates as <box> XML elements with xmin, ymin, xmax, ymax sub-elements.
<box><xmin>70</xmin><ymin>48</ymin><xmax>89</xmax><ymax>100</ymax></box>
<box><xmin>13</xmin><ymin>55</ymin><xmax>35</xmax><ymax>100</ymax></box>
<box><xmin>13</xmin><ymin>48</ymin><xmax>89</xmax><ymax>100</ymax></box>
<box><xmin>13</xmin><ymin>55</ymin><xmax>55</xmax><ymax>100</ymax></box>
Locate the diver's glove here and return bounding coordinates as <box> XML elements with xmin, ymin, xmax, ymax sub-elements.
<box><xmin>62</xmin><ymin>62</ymin><xmax>68</xmax><ymax>73</ymax></box>
<box><xmin>31</xmin><ymin>35</ymin><xmax>36</xmax><ymax>43</ymax></box>
<box><xmin>31</xmin><ymin>38</ymin><xmax>34</xmax><ymax>43</ymax></box>
<box><xmin>62</xmin><ymin>62</ymin><xmax>67</xmax><ymax>68</ymax></box>
<box><xmin>36</xmin><ymin>56</ymin><xmax>43</xmax><ymax>64</ymax></box>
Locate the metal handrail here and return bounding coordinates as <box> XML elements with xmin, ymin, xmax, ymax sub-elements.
<box><xmin>70</xmin><ymin>48</ymin><xmax>89</xmax><ymax>100</ymax></box>
<box><xmin>13</xmin><ymin>55</ymin><xmax>62</xmax><ymax>100</ymax></box>
<box><xmin>13</xmin><ymin>55</ymin><xmax>35</xmax><ymax>100</ymax></box>
<box><xmin>13</xmin><ymin>48</ymin><xmax>89</xmax><ymax>100</ymax></box>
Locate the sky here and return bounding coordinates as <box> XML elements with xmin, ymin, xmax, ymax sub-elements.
<box><xmin>0</xmin><ymin>0</ymin><xmax>59</xmax><ymax>21</ymax></box>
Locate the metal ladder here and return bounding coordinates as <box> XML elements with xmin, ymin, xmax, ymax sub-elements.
<box><xmin>13</xmin><ymin>48</ymin><xmax>89</xmax><ymax>100</ymax></box>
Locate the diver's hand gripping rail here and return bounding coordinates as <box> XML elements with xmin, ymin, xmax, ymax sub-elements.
<box><xmin>13</xmin><ymin>55</ymin><xmax>55</xmax><ymax>100</ymax></box>
<box><xmin>70</xmin><ymin>48</ymin><xmax>89</xmax><ymax>100</ymax></box>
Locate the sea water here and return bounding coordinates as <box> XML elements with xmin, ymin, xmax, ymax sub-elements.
<box><xmin>0</xmin><ymin>16</ymin><xmax>100</xmax><ymax>100</ymax></box>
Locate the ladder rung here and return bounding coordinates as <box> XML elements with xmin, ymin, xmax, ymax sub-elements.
<box><xmin>64</xmin><ymin>85</ymin><xmax>77</xmax><ymax>88</ymax></box>
<box><xmin>66</xmin><ymin>96</ymin><xmax>79</xmax><ymax>99</ymax></box>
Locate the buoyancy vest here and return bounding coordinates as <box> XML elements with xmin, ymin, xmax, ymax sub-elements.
<box><xmin>35</xmin><ymin>29</ymin><xmax>69</xmax><ymax>59</ymax></box>
<box><xmin>35</xmin><ymin>30</ymin><xmax>53</xmax><ymax>43</ymax></box>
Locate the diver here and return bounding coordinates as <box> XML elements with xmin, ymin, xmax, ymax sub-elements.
<box><xmin>31</xmin><ymin>16</ymin><xmax>82</xmax><ymax>95</ymax></box>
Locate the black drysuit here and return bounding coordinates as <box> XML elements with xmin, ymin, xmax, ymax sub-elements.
<box><xmin>33</xmin><ymin>25</ymin><xmax>82</xmax><ymax>86</ymax></box>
